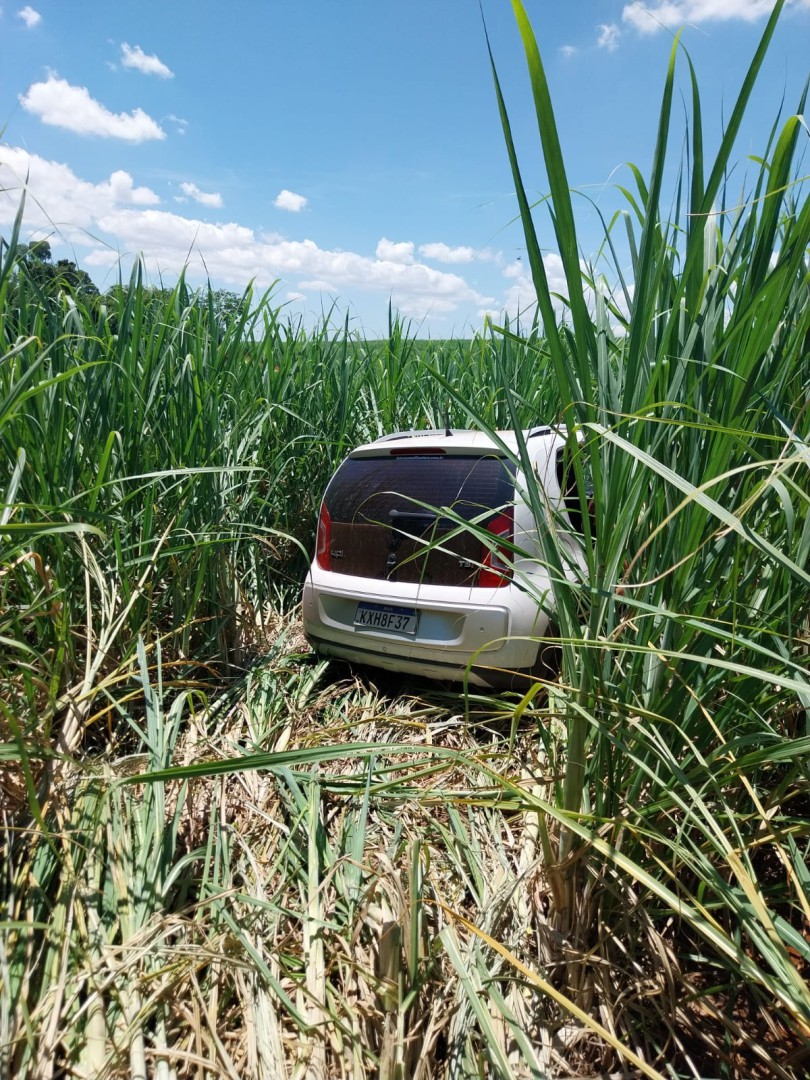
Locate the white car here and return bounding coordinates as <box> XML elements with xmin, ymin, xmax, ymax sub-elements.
<box><xmin>302</xmin><ymin>426</ymin><xmax>586</xmax><ymax>688</ymax></box>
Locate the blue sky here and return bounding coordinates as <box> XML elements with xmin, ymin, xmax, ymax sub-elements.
<box><xmin>1</xmin><ymin>1</ymin><xmax>808</xmax><ymax>336</ymax></box>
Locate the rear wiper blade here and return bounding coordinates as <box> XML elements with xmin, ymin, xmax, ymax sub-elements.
<box><xmin>388</xmin><ymin>509</ymin><xmax>437</xmax><ymax>524</ymax></box>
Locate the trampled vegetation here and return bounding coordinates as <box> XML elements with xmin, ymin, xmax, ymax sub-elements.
<box><xmin>2</xmin><ymin>1</ymin><xmax>809</xmax><ymax>1076</ymax></box>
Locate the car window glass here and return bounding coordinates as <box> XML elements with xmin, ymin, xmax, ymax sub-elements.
<box><xmin>325</xmin><ymin>454</ymin><xmax>515</xmax><ymax>525</ymax></box>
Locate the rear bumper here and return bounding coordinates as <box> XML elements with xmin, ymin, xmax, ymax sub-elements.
<box><xmin>301</xmin><ymin>573</ymin><xmax>552</xmax><ymax>687</ymax></box>
<box><xmin>304</xmin><ymin>631</ymin><xmax>507</xmax><ymax>686</ymax></box>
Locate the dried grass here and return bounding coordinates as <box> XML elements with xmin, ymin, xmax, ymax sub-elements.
<box><xmin>28</xmin><ymin>625</ymin><xmax>800</xmax><ymax>1076</ymax></box>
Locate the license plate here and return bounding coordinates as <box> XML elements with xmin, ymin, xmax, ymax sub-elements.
<box><xmin>354</xmin><ymin>602</ymin><xmax>418</xmax><ymax>635</ymax></box>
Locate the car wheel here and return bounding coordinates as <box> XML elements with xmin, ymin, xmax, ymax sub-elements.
<box><xmin>475</xmin><ymin>633</ymin><xmax>561</xmax><ymax>692</ymax></box>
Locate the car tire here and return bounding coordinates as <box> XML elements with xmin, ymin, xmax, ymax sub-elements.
<box><xmin>474</xmin><ymin>633</ymin><xmax>561</xmax><ymax>692</ymax></box>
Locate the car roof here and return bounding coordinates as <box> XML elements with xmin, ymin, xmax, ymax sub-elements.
<box><xmin>348</xmin><ymin>426</ymin><xmax>565</xmax><ymax>457</ymax></box>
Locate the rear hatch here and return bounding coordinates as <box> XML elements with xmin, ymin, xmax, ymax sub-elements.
<box><xmin>316</xmin><ymin>446</ymin><xmax>516</xmax><ymax>587</ymax></box>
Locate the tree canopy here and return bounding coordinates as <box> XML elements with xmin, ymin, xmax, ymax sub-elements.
<box><xmin>18</xmin><ymin>240</ymin><xmax>99</xmax><ymax>299</ymax></box>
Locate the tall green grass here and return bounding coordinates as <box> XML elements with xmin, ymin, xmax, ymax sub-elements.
<box><xmin>2</xmin><ymin>0</ymin><xmax>809</xmax><ymax>1074</ymax></box>
<box><xmin>467</xmin><ymin>0</ymin><xmax>810</xmax><ymax>1066</ymax></box>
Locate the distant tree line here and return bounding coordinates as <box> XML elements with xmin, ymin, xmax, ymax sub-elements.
<box><xmin>11</xmin><ymin>239</ymin><xmax>247</xmax><ymax>332</ymax></box>
<box><xmin>16</xmin><ymin>240</ymin><xmax>99</xmax><ymax>299</ymax></box>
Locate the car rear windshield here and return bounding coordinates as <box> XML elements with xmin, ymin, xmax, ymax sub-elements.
<box><xmin>325</xmin><ymin>453</ymin><xmax>515</xmax><ymax>525</ymax></box>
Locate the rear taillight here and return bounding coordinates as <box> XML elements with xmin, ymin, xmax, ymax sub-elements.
<box><xmin>478</xmin><ymin>508</ymin><xmax>513</xmax><ymax>588</ymax></box>
<box><xmin>316</xmin><ymin>502</ymin><xmax>332</xmax><ymax>570</ymax></box>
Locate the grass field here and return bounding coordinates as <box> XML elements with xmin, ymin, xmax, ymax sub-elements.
<box><xmin>2</xmin><ymin>1</ymin><xmax>809</xmax><ymax>1076</ymax></box>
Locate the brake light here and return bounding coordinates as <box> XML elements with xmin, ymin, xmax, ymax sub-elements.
<box><xmin>478</xmin><ymin>508</ymin><xmax>513</xmax><ymax>588</ymax></box>
<box><xmin>316</xmin><ymin>502</ymin><xmax>332</xmax><ymax>570</ymax></box>
<box><xmin>389</xmin><ymin>448</ymin><xmax>447</xmax><ymax>456</ymax></box>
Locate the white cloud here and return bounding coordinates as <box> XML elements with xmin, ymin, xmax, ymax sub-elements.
<box><xmin>120</xmin><ymin>42</ymin><xmax>174</xmax><ymax>78</ymax></box>
<box><xmin>179</xmin><ymin>181</ymin><xmax>223</xmax><ymax>208</ymax></box>
<box><xmin>493</xmin><ymin>254</ymin><xmax>570</xmax><ymax>325</ymax></box>
<box><xmin>166</xmin><ymin>114</ymin><xmax>188</xmax><ymax>134</ymax></box>
<box><xmin>502</xmin><ymin>260</ymin><xmax>527</xmax><ymax>281</ymax></box>
<box><xmin>492</xmin><ymin>255</ymin><xmax>629</xmax><ymax>333</ymax></box>
<box><xmin>274</xmin><ymin>189</ymin><xmax>307</xmax><ymax>212</ymax></box>
<box><xmin>0</xmin><ymin>148</ymin><xmax>160</xmax><ymax>242</ymax></box>
<box><xmin>18</xmin><ymin>5</ymin><xmax>40</xmax><ymax>28</ymax></box>
<box><xmin>622</xmin><ymin>0</ymin><xmax>809</xmax><ymax>33</ymax></box>
<box><xmin>0</xmin><ymin>145</ymin><xmax>493</xmax><ymax>320</ymax></box>
<box><xmin>419</xmin><ymin>242</ymin><xmax>477</xmax><ymax>264</ymax></box>
<box><xmin>104</xmin><ymin>169</ymin><xmax>161</xmax><ymax>206</ymax></box>
<box><xmin>93</xmin><ymin>210</ymin><xmax>492</xmax><ymax>316</ymax></box>
<box><xmin>597</xmin><ymin>23</ymin><xmax>621</xmax><ymax>50</ymax></box>
<box><xmin>19</xmin><ymin>75</ymin><xmax>165</xmax><ymax>141</ymax></box>
<box><xmin>376</xmin><ymin>238</ymin><xmax>415</xmax><ymax>264</ymax></box>
<box><xmin>560</xmin><ymin>44</ymin><xmax>579</xmax><ymax>58</ymax></box>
